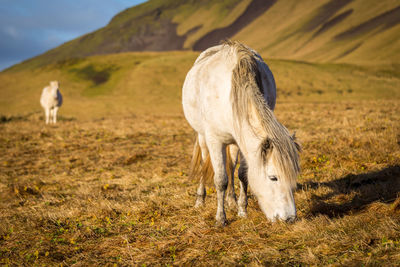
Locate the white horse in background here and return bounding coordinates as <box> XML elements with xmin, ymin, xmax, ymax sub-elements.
<box><xmin>40</xmin><ymin>81</ymin><xmax>63</xmax><ymax>124</ymax></box>
<box><xmin>182</xmin><ymin>41</ymin><xmax>301</xmax><ymax>226</ymax></box>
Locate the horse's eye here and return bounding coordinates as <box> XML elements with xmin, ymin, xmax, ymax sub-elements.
<box><xmin>269</xmin><ymin>176</ymin><xmax>278</xmax><ymax>182</ymax></box>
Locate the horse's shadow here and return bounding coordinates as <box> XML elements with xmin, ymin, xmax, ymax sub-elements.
<box><xmin>299</xmin><ymin>165</ymin><xmax>400</xmax><ymax>217</ymax></box>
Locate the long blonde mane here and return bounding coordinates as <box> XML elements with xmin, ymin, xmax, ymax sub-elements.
<box><xmin>226</xmin><ymin>40</ymin><xmax>300</xmax><ymax>188</ymax></box>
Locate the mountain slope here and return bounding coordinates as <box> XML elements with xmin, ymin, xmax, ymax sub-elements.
<box><xmin>233</xmin><ymin>0</ymin><xmax>400</xmax><ymax>64</ymax></box>
<box><xmin>15</xmin><ymin>0</ymin><xmax>254</xmax><ymax>69</ymax></box>
<box><xmin>7</xmin><ymin>0</ymin><xmax>400</xmax><ymax>71</ymax></box>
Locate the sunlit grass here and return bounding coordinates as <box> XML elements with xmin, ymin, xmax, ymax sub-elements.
<box><xmin>0</xmin><ymin>46</ymin><xmax>399</xmax><ymax>265</ymax></box>
<box><xmin>0</xmin><ymin>97</ymin><xmax>399</xmax><ymax>265</ymax></box>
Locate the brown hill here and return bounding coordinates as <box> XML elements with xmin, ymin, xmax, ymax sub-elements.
<box><xmin>7</xmin><ymin>0</ymin><xmax>400</xmax><ymax>70</ymax></box>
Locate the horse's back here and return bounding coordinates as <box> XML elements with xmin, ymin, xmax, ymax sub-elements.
<box><xmin>182</xmin><ymin>43</ymin><xmax>277</xmax><ymax>139</ymax></box>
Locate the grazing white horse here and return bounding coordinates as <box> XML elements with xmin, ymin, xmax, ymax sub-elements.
<box><xmin>182</xmin><ymin>41</ymin><xmax>300</xmax><ymax>225</ymax></box>
<box><xmin>40</xmin><ymin>81</ymin><xmax>63</xmax><ymax>124</ymax></box>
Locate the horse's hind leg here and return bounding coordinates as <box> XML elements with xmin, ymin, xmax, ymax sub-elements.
<box><xmin>206</xmin><ymin>135</ymin><xmax>228</xmax><ymax>226</ymax></box>
<box><xmin>237</xmin><ymin>153</ymin><xmax>248</xmax><ymax>218</ymax></box>
<box><xmin>226</xmin><ymin>144</ymin><xmax>238</xmax><ymax>209</ymax></box>
<box><xmin>195</xmin><ymin>134</ymin><xmax>208</xmax><ymax>207</ymax></box>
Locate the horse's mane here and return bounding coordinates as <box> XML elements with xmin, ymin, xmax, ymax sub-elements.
<box><xmin>225</xmin><ymin>40</ymin><xmax>300</xmax><ymax>188</ymax></box>
<box><xmin>194</xmin><ymin>46</ymin><xmax>221</xmax><ymax>65</ymax></box>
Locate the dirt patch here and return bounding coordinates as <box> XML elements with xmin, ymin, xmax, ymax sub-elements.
<box><xmin>115</xmin><ymin>19</ymin><xmax>186</xmax><ymax>52</ymax></box>
<box><xmin>193</xmin><ymin>0</ymin><xmax>277</xmax><ymax>51</ymax></box>
<box><xmin>96</xmin><ymin>6</ymin><xmax>189</xmax><ymax>53</ymax></box>
<box><xmin>71</xmin><ymin>7</ymin><xmax>187</xmax><ymax>55</ymax></box>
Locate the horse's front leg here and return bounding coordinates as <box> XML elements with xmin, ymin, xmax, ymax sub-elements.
<box><xmin>226</xmin><ymin>144</ymin><xmax>238</xmax><ymax>209</ymax></box>
<box><xmin>207</xmin><ymin>136</ymin><xmax>228</xmax><ymax>226</ymax></box>
<box><xmin>44</xmin><ymin>108</ymin><xmax>50</xmax><ymax>124</ymax></box>
<box><xmin>49</xmin><ymin>108</ymin><xmax>55</xmax><ymax>124</ymax></box>
<box><xmin>52</xmin><ymin>107</ymin><xmax>59</xmax><ymax>124</ymax></box>
<box><xmin>237</xmin><ymin>154</ymin><xmax>248</xmax><ymax>218</ymax></box>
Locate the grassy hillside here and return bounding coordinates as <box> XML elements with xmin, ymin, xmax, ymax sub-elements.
<box><xmin>234</xmin><ymin>0</ymin><xmax>400</xmax><ymax>64</ymax></box>
<box><xmin>1</xmin><ymin>51</ymin><xmax>399</xmax><ymax>120</ymax></box>
<box><xmin>6</xmin><ymin>0</ymin><xmax>399</xmax><ymax>71</ymax></box>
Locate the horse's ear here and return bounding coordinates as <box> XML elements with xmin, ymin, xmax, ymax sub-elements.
<box><xmin>290</xmin><ymin>132</ymin><xmax>301</xmax><ymax>152</ymax></box>
<box><xmin>291</xmin><ymin>132</ymin><xmax>297</xmax><ymax>140</ymax></box>
<box><xmin>261</xmin><ymin>137</ymin><xmax>273</xmax><ymax>160</ymax></box>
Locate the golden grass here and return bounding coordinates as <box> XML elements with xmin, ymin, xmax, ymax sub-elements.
<box><xmin>1</xmin><ymin>47</ymin><xmax>400</xmax><ymax>265</ymax></box>
<box><xmin>0</xmin><ymin>0</ymin><xmax>399</xmax><ymax>264</ymax></box>
<box><xmin>0</xmin><ymin>97</ymin><xmax>399</xmax><ymax>265</ymax></box>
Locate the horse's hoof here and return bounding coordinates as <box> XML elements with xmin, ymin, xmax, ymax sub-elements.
<box><xmin>215</xmin><ymin>219</ymin><xmax>227</xmax><ymax>227</ymax></box>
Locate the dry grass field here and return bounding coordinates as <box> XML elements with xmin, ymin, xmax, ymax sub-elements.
<box><xmin>1</xmin><ymin>39</ymin><xmax>400</xmax><ymax>265</ymax></box>
<box><xmin>1</xmin><ymin>95</ymin><xmax>399</xmax><ymax>265</ymax></box>
<box><xmin>1</xmin><ymin>0</ymin><xmax>399</xmax><ymax>264</ymax></box>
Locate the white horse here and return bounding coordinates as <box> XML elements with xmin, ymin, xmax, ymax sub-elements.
<box><xmin>182</xmin><ymin>41</ymin><xmax>300</xmax><ymax>225</ymax></box>
<box><xmin>40</xmin><ymin>81</ymin><xmax>63</xmax><ymax>124</ymax></box>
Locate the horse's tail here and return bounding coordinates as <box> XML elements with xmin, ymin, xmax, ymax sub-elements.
<box><xmin>189</xmin><ymin>138</ymin><xmax>203</xmax><ymax>179</ymax></box>
<box><xmin>189</xmin><ymin>137</ymin><xmax>214</xmax><ymax>183</ymax></box>
<box><xmin>189</xmin><ymin>138</ymin><xmax>234</xmax><ymax>185</ymax></box>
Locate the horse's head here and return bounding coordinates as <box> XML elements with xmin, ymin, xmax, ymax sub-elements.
<box><xmin>50</xmin><ymin>81</ymin><xmax>59</xmax><ymax>89</ymax></box>
<box><xmin>249</xmin><ymin>135</ymin><xmax>301</xmax><ymax>222</ymax></box>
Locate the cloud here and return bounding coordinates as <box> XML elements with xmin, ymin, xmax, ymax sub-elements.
<box><xmin>3</xmin><ymin>26</ymin><xmax>20</xmax><ymax>39</ymax></box>
<box><xmin>0</xmin><ymin>0</ymin><xmax>146</xmax><ymax>71</ymax></box>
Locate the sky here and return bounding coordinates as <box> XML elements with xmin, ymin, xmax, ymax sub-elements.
<box><xmin>0</xmin><ymin>0</ymin><xmax>147</xmax><ymax>71</ymax></box>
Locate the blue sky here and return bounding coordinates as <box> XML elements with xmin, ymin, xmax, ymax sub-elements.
<box><xmin>0</xmin><ymin>0</ymin><xmax>146</xmax><ymax>71</ymax></box>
